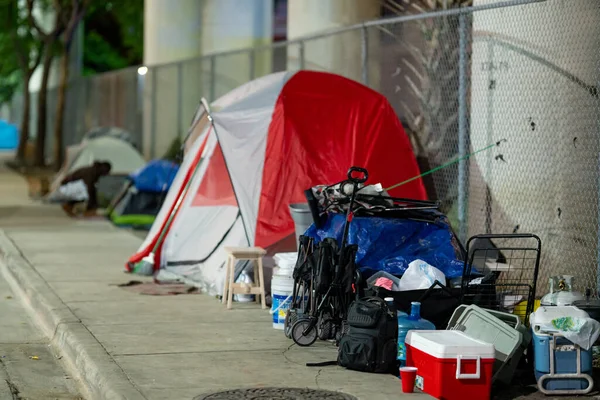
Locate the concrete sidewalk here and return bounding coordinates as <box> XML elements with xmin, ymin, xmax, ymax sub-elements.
<box><xmin>0</xmin><ymin>164</ymin><xmax>421</xmax><ymax>400</ymax></box>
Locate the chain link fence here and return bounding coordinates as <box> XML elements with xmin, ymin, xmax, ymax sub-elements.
<box><xmin>6</xmin><ymin>0</ymin><xmax>600</xmax><ymax>293</ymax></box>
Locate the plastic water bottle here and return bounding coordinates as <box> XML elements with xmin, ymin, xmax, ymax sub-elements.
<box><xmin>384</xmin><ymin>297</ymin><xmax>398</xmax><ymax>318</ymax></box>
<box><xmin>397</xmin><ymin>301</ymin><xmax>435</xmax><ymax>366</ymax></box>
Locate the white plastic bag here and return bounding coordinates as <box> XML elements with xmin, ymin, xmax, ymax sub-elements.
<box><xmin>537</xmin><ymin>317</ymin><xmax>600</xmax><ymax>351</ymax></box>
<box><xmin>46</xmin><ymin>179</ymin><xmax>89</xmax><ymax>203</ymax></box>
<box><xmin>58</xmin><ymin>179</ymin><xmax>89</xmax><ymax>201</ymax></box>
<box><xmin>399</xmin><ymin>259</ymin><xmax>446</xmax><ymax>291</ymax></box>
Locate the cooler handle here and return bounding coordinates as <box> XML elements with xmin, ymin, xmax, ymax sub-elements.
<box><xmin>455</xmin><ymin>355</ymin><xmax>481</xmax><ymax>380</ymax></box>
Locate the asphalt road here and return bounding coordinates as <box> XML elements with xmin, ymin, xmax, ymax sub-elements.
<box><xmin>0</xmin><ymin>274</ymin><xmax>83</xmax><ymax>400</ymax></box>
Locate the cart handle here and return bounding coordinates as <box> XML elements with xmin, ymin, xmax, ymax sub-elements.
<box><xmin>347</xmin><ymin>167</ymin><xmax>368</xmax><ymax>184</ymax></box>
<box><xmin>456</xmin><ymin>355</ymin><xmax>481</xmax><ymax>380</ymax></box>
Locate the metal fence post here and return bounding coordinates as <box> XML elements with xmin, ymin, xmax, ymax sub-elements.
<box><xmin>361</xmin><ymin>26</ymin><xmax>369</xmax><ymax>86</ymax></box>
<box><xmin>150</xmin><ymin>67</ymin><xmax>157</xmax><ymax>159</ymax></box>
<box><xmin>177</xmin><ymin>63</ymin><xmax>183</xmax><ymax>139</ymax></box>
<box><xmin>457</xmin><ymin>13</ymin><xmax>469</xmax><ymax>244</ymax></box>
<box><xmin>210</xmin><ymin>55</ymin><xmax>216</xmax><ymax>101</ymax></box>
<box><xmin>299</xmin><ymin>41</ymin><xmax>305</xmax><ymax>70</ymax></box>
<box><xmin>249</xmin><ymin>49</ymin><xmax>256</xmax><ymax>80</ymax></box>
<box><xmin>597</xmin><ymin>83</ymin><xmax>600</xmax><ymax>291</ymax></box>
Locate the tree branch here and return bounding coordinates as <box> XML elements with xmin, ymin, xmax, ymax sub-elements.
<box><xmin>29</xmin><ymin>40</ymin><xmax>44</xmax><ymax>73</ymax></box>
<box><xmin>62</xmin><ymin>0</ymin><xmax>89</xmax><ymax>47</ymax></box>
<box><xmin>26</xmin><ymin>0</ymin><xmax>49</xmax><ymax>38</ymax></box>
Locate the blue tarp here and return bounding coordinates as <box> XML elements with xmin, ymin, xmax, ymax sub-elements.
<box><xmin>129</xmin><ymin>159</ymin><xmax>179</xmax><ymax>193</ymax></box>
<box><xmin>0</xmin><ymin>120</ymin><xmax>18</xmax><ymax>150</ymax></box>
<box><xmin>304</xmin><ymin>212</ymin><xmax>466</xmax><ymax>279</ymax></box>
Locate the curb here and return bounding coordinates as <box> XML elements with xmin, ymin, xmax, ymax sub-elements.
<box><xmin>0</xmin><ymin>230</ymin><xmax>146</xmax><ymax>400</ymax></box>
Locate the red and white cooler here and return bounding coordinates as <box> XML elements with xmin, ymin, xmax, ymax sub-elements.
<box><xmin>405</xmin><ymin>330</ymin><xmax>495</xmax><ymax>400</ymax></box>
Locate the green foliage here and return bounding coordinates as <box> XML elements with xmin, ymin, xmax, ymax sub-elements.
<box><xmin>0</xmin><ymin>67</ymin><xmax>21</xmax><ymax>105</ymax></box>
<box><xmin>83</xmin><ymin>0</ymin><xmax>143</xmax><ymax>75</ymax></box>
<box><xmin>112</xmin><ymin>0</ymin><xmax>144</xmax><ymax>62</ymax></box>
<box><xmin>0</xmin><ymin>32</ymin><xmax>21</xmax><ymax>104</ymax></box>
<box><xmin>0</xmin><ymin>1</ymin><xmax>23</xmax><ymax>104</ymax></box>
<box><xmin>83</xmin><ymin>31</ymin><xmax>130</xmax><ymax>75</ymax></box>
<box><xmin>0</xmin><ymin>0</ymin><xmax>49</xmax><ymax>104</ymax></box>
<box><xmin>162</xmin><ymin>136</ymin><xmax>183</xmax><ymax>163</ymax></box>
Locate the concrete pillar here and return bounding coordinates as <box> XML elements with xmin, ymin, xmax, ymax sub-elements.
<box><xmin>468</xmin><ymin>0</ymin><xmax>600</xmax><ymax>293</ymax></box>
<box><xmin>143</xmin><ymin>0</ymin><xmax>204</xmax><ymax>159</ymax></box>
<box><xmin>143</xmin><ymin>0</ymin><xmax>203</xmax><ymax>65</ymax></box>
<box><xmin>142</xmin><ymin>0</ymin><xmax>273</xmax><ymax>159</ymax></box>
<box><xmin>201</xmin><ymin>0</ymin><xmax>274</xmax><ymax>98</ymax></box>
<box><xmin>287</xmin><ymin>0</ymin><xmax>380</xmax><ymax>86</ymax></box>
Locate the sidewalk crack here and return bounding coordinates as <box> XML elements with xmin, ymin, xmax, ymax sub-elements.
<box><xmin>314</xmin><ymin>368</ymin><xmax>323</xmax><ymax>389</ymax></box>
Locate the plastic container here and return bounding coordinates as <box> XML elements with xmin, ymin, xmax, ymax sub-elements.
<box><xmin>273</xmin><ymin>252</ymin><xmax>298</xmax><ymax>270</ymax></box>
<box><xmin>541</xmin><ymin>275</ymin><xmax>585</xmax><ymax>306</ymax></box>
<box><xmin>397</xmin><ymin>302</ymin><xmax>434</xmax><ymax>366</ymax></box>
<box><xmin>541</xmin><ymin>291</ymin><xmax>585</xmax><ymax>306</ymax></box>
<box><xmin>406</xmin><ymin>330</ymin><xmax>495</xmax><ymax>400</ymax></box>
<box><xmin>289</xmin><ymin>203</ymin><xmax>313</xmax><ymax>246</ymax></box>
<box><xmin>234</xmin><ymin>270</ymin><xmax>254</xmax><ymax>303</ymax></box>
<box><xmin>447</xmin><ymin>304</ymin><xmax>527</xmax><ymax>384</ymax></box>
<box><xmin>0</xmin><ymin>121</ymin><xmax>18</xmax><ymax>150</ymax></box>
<box><xmin>270</xmin><ymin>266</ymin><xmax>294</xmax><ymax>329</ymax></box>
<box><xmin>400</xmin><ymin>367</ymin><xmax>417</xmax><ymax>393</ymax></box>
<box><xmin>530</xmin><ymin>306</ymin><xmax>593</xmax><ymax>393</ymax></box>
<box><xmin>384</xmin><ymin>297</ymin><xmax>396</xmax><ymax>315</ymax></box>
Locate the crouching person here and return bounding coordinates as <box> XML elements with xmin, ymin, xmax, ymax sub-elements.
<box><xmin>59</xmin><ymin>161</ymin><xmax>111</xmax><ymax>217</ymax></box>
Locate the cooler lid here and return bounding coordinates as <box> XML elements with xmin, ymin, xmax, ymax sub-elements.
<box><xmin>406</xmin><ymin>330</ymin><xmax>495</xmax><ymax>359</ymax></box>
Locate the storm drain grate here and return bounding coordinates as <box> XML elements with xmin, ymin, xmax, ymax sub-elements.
<box><xmin>194</xmin><ymin>387</ymin><xmax>358</xmax><ymax>400</ymax></box>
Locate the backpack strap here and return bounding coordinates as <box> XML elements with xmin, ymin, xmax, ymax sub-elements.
<box><xmin>306</xmin><ymin>361</ymin><xmax>338</xmax><ymax>367</ymax></box>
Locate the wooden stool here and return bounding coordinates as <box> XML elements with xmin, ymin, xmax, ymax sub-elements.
<box><xmin>222</xmin><ymin>246</ymin><xmax>267</xmax><ymax>310</ymax></box>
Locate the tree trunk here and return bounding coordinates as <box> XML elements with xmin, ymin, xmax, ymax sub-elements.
<box><xmin>53</xmin><ymin>50</ymin><xmax>70</xmax><ymax>170</ymax></box>
<box><xmin>16</xmin><ymin>73</ymin><xmax>31</xmax><ymax>163</ymax></box>
<box><xmin>33</xmin><ymin>44</ymin><xmax>55</xmax><ymax>167</ymax></box>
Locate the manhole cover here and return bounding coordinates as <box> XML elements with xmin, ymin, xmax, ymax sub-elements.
<box><xmin>194</xmin><ymin>387</ymin><xmax>358</xmax><ymax>400</ymax></box>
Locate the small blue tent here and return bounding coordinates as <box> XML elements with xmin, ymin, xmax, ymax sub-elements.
<box><xmin>0</xmin><ymin>120</ymin><xmax>18</xmax><ymax>150</ymax></box>
<box><xmin>108</xmin><ymin>160</ymin><xmax>179</xmax><ymax>228</ymax></box>
<box><xmin>128</xmin><ymin>159</ymin><xmax>179</xmax><ymax>193</ymax></box>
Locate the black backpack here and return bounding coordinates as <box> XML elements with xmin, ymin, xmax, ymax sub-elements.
<box><xmin>337</xmin><ymin>297</ymin><xmax>398</xmax><ymax>373</ymax></box>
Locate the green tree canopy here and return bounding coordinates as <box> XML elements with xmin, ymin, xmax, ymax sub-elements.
<box><xmin>83</xmin><ymin>0</ymin><xmax>143</xmax><ymax>75</ymax></box>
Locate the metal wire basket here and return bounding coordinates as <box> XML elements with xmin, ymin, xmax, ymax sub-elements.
<box><xmin>460</xmin><ymin>234</ymin><xmax>542</xmax><ymax>326</ymax></box>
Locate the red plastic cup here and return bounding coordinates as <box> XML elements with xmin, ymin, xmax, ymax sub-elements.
<box><xmin>400</xmin><ymin>366</ymin><xmax>418</xmax><ymax>393</ymax></box>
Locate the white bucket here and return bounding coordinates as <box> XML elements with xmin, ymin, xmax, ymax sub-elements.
<box><xmin>270</xmin><ymin>266</ymin><xmax>294</xmax><ymax>330</ymax></box>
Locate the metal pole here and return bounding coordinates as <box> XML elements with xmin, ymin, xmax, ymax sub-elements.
<box><xmin>209</xmin><ymin>55</ymin><xmax>216</xmax><ymax>101</ymax></box>
<box><xmin>597</xmin><ymin>131</ymin><xmax>600</xmax><ymax>292</ymax></box>
<box><xmin>249</xmin><ymin>50</ymin><xmax>256</xmax><ymax>80</ymax></box>
<box><xmin>299</xmin><ymin>41</ymin><xmax>305</xmax><ymax>70</ymax></box>
<box><xmin>360</xmin><ymin>26</ymin><xmax>369</xmax><ymax>86</ymax></box>
<box><xmin>177</xmin><ymin>63</ymin><xmax>183</xmax><ymax>139</ymax></box>
<box><xmin>485</xmin><ymin>40</ymin><xmax>495</xmax><ymax>234</ymax></box>
<box><xmin>457</xmin><ymin>13</ymin><xmax>469</xmax><ymax>244</ymax></box>
<box><xmin>150</xmin><ymin>67</ymin><xmax>157</xmax><ymax>159</ymax></box>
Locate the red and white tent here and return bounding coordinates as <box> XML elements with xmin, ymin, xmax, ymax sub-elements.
<box><xmin>127</xmin><ymin>70</ymin><xmax>427</xmax><ymax>295</ymax></box>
